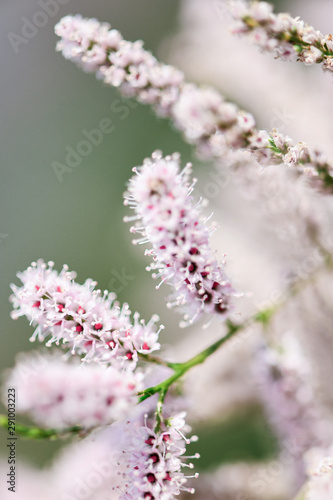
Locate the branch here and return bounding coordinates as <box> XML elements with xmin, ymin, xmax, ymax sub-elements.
<box><xmin>138</xmin><ymin>258</ymin><xmax>332</xmax><ymax>403</ymax></box>
<box><xmin>138</xmin><ymin>353</ymin><xmax>179</xmax><ymax>370</ymax></box>
<box><xmin>138</xmin><ymin>314</ymin><xmax>269</xmax><ymax>404</ymax></box>
<box><xmin>229</xmin><ymin>0</ymin><xmax>333</xmax><ymax>74</ymax></box>
<box><xmin>55</xmin><ymin>15</ymin><xmax>333</xmax><ymax>192</ymax></box>
<box><xmin>0</xmin><ymin>414</ymin><xmax>83</xmax><ymax>440</ymax></box>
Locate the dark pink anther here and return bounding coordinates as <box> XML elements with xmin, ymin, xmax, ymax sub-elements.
<box><xmin>147</xmin><ymin>473</ymin><xmax>156</xmax><ymax>484</ymax></box>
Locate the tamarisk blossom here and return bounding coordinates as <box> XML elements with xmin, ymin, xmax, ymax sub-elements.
<box><xmin>55</xmin><ymin>15</ymin><xmax>333</xmax><ymax>191</ymax></box>
<box><xmin>54</xmin><ymin>15</ymin><xmax>184</xmax><ymax>117</ymax></box>
<box><xmin>54</xmin><ymin>16</ymin><xmax>256</xmax><ymax>153</ymax></box>
<box><xmin>256</xmin><ymin>335</ymin><xmax>332</xmax><ymax>486</ymax></box>
<box><xmin>124</xmin><ymin>151</ymin><xmax>234</xmax><ymax>326</ymax></box>
<box><xmin>305</xmin><ymin>455</ymin><xmax>333</xmax><ymax>500</ymax></box>
<box><xmin>252</xmin><ymin>130</ymin><xmax>333</xmax><ymax>191</ymax></box>
<box><xmin>230</xmin><ymin>0</ymin><xmax>333</xmax><ymax>73</ymax></box>
<box><xmin>4</xmin><ymin>352</ymin><xmax>142</xmax><ymax>429</ymax></box>
<box><xmin>114</xmin><ymin>412</ymin><xmax>199</xmax><ymax>500</ymax></box>
<box><xmin>10</xmin><ymin>260</ymin><xmax>161</xmax><ymax>368</ymax></box>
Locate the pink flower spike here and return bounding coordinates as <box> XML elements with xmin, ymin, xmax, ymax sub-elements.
<box><xmin>229</xmin><ymin>0</ymin><xmax>333</xmax><ymax>74</ymax></box>
<box><xmin>54</xmin><ymin>14</ymin><xmax>333</xmax><ymax>191</ymax></box>
<box><xmin>10</xmin><ymin>260</ymin><xmax>161</xmax><ymax>368</ymax></box>
<box><xmin>55</xmin><ymin>15</ymin><xmax>184</xmax><ymax>116</ymax></box>
<box><xmin>4</xmin><ymin>351</ymin><xmax>143</xmax><ymax>429</ymax></box>
<box><xmin>114</xmin><ymin>412</ymin><xmax>199</xmax><ymax>500</ymax></box>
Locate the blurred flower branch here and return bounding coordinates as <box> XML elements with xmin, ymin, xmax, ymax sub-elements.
<box><xmin>54</xmin><ymin>15</ymin><xmax>333</xmax><ymax>192</ymax></box>
<box><xmin>230</xmin><ymin>0</ymin><xmax>333</xmax><ymax>73</ymax></box>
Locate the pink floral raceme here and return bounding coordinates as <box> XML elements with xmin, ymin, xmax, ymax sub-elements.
<box><xmin>124</xmin><ymin>151</ymin><xmax>235</xmax><ymax>326</ymax></box>
<box><xmin>10</xmin><ymin>260</ymin><xmax>162</xmax><ymax>368</ymax></box>
<box><xmin>4</xmin><ymin>352</ymin><xmax>142</xmax><ymax>429</ymax></box>
<box><xmin>306</xmin><ymin>454</ymin><xmax>333</xmax><ymax>500</ymax></box>
<box><xmin>54</xmin><ymin>15</ymin><xmax>333</xmax><ymax>191</ymax></box>
<box><xmin>55</xmin><ymin>15</ymin><xmax>184</xmax><ymax>116</ymax></box>
<box><xmin>114</xmin><ymin>412</ymin><xmax>199</xmax><ymax>500</ymax></box>
<box><xmin>54</xmin><ymin>15</ymin><xmax>255</xmax><ymax>151</ymax></box>
<box><xmin>230</xmin><ymin>0</ymin><xmax>333</xmax><ymax>72</ymax></box>
<box><xmin>256</xmin><ymin>335</ymin><xmax>332</xmax><ymax>486</ymax></box>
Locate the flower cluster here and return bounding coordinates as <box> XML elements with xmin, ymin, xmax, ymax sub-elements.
<box><xmin>115</xmin><ymin>412</ymin><xmax>199</xmax><ymax>500</ymax></box>
<box><xmin>5</xmin><ymin>352</ymin><xmax>142</xmax><ymax>429</ymax></box>
<box><xmin>230</xmin><ymin>0</ymin><xmax>333</xmax><ymax>72</ymax></box>
<box><xmin>54</xmin><ymin>14</ymin><xmax>333</xmax><ymax>192</ymax></box>
<box><xmin>124</xmin><ymin>151</ymin><xmax>234</xmax><ymax>326</ymax></box>
<box><xmin>55</xmin><ymin>15</ymin><xmax>184</xmax><ymax>116</ymax></box>
<box><xmin>54</xmin><ymin>16</ymin><xmax>256</xmax><ymax>153</ymax></box>
<box><xmin>10</xmin><ymin>260</ymin><xmax>161</xmax><ymax>368</ymax></box>
<box><xmin>306</xmin><ymin>455</ymin><xmax>333</xmax><ymax>500</ymax></box>
<box><xmin>172</xmin><ymin>83</ymin><xmax>256</xmax><ymax>152</ymax></box>
<box><xmin>256</xmin><ymin>336</ymin><xmax>332</xmax><ymax>483</ymax></box>
<box><xmin>249</xmin><ymin>130</ymin><xmax>333</xmax><ymax>189</ymax></box>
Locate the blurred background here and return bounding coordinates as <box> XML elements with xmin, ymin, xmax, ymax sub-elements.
<box><xmin>1</xmin><ymin>0</ymin><xmax>333</xmax><ymax>498</ymax></box>
<box><xmin>0</xmin><ymin>0</ymin><xmax>194</xmax><ymax>469</ymax></box>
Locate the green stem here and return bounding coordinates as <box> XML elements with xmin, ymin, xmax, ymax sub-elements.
<box><xmin>138</xmin><ymin>257</ymin><xmax>331</xmax><ymax>404</ymax></box>
<box><xmin>0</xmin><ymin>415</ymin><xmax>83</xmax><ymax>440</ymax></box>
<box><xmin>292</xmin><ymin>486</ymin><xmax>307</xmax><ymax>500</ymax></box>
<box><xmin>2</xmin><ymin>260</ymin><xmax>329</xmax><ymax>441</ymax></box>
<box><xmin>138</xmin><ymin>316</ymin><xmax>261</xmax><ymax>404</ymax></box>
<box><xmin>243</xmin><ymin>17</ymin><xmax>333</xmax><ymax>58</ymax></box>
<box><xmin>155</xmin><ymin>388</ymin><xmax>167</xmax><ymax>432</ymax></box>
<box><xmin>267</xmin><ymin>137</ymin><xmax>333</xmax><ymax>190</ymax></box>
<box><xmin>138</xmin><ymin>353</ymin><xmax>179</xmax><ymax>370</ymax></box>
